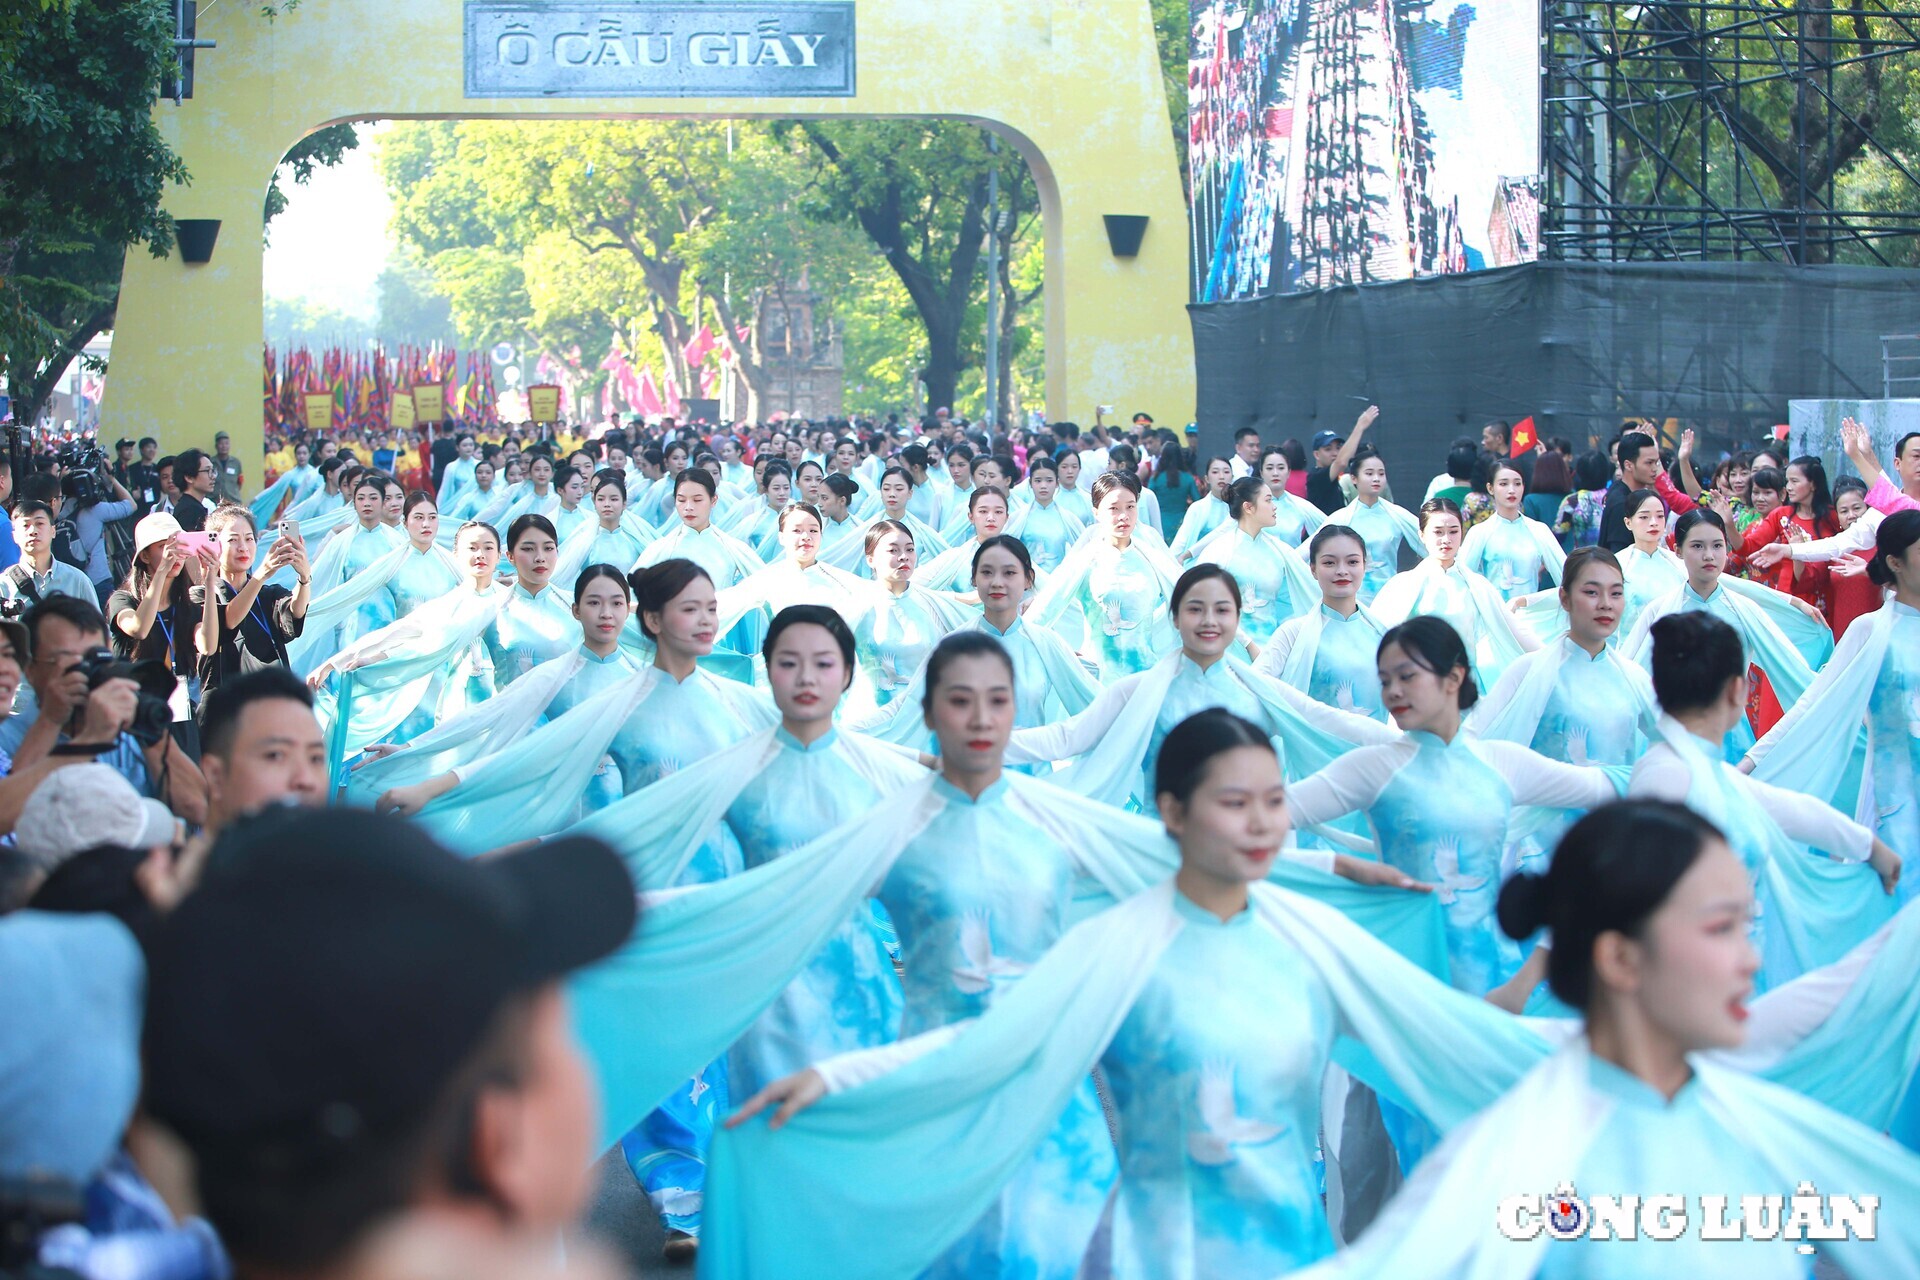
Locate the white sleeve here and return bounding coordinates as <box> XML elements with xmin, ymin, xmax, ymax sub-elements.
<box><xmin>1742</xmin><ymin>774</ymin><xmax>1873</xmax><ymax>862</ymax></box>
<box><xmin>1257</xmin><ymin>669</ymin><xmax>1401</xmax><ymax>746</ymax></box>
<box><xmin>1280</xmin><ymin>841</ymin><xmax>1338</xmax><ymax>875</ymax></box>
<box><xmin>816</xmin><ymin>1021</ymin><xmax>971</xmax><ymax>1092</ymax></box>
<box><xmin>1788</xmin><ymin>516</ymin><xmax>1877</xmax><ymax>563</ymax></box>
<box><xmin>1479</xmin><ymin>740</ymin><xmax>1621</xmax><ymax>809</ymax></box>
<box><xmin>1287</xmin><ymin>744</ymin><xmax>1408</xmax><ymax>827</ymax></box>
<box><xmin>1254</xmin><ymin>623</ymin><xmax>1295</xmax><ymax>679</ymax></box>
<box><xmin>1714</xmin><ymin>915</ymin><xmax>1900</xmax><ymax>1072</ymax></box>
<box><xmin>1004</xmin><ymin>675</ymin><xmax>1137</xmax><ymax>764</ymax></box>
<box><xmin>1627</xmin><ymin>745</ymin><xmax>1693</xmax><ymax>803</ymax></box>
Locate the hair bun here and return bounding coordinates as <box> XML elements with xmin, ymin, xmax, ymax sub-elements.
<box><xmin>1496</xmin><ymin>870</ymin><xmax>1553</xmax><ymax>942</ymax></box>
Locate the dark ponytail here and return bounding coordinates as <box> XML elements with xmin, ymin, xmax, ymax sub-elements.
<box><xmin>1868</xmin><ymin>509</ymin><xmax>1920</xmax><ymax>588</ymax></box>
<box><xmin>1497</xmin><ymin>801</ymin><xmax>1725</xmax><ymax>1010</ymax></box>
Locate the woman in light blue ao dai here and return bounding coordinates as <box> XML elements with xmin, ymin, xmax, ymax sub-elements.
<box><xmin>372</xmin><ymin>558</ymin><xmax>772</xmax><ymax>859</ymax></box>
<box><xmin>915</xmin><ymin>486</ymin><xmax>1013</xmax><ymax>593</ymax></box>
<box><xmin>716</xmin><ymin>503</ymin><xmax>871</xmax><ymax>661</ymax></box>
<box><xmin>723</xmin><ymin>460</ymin><xmax>794</xmax><ymax>563</ymax></box>
<box><xmin>1746</xmin><ymin>512</ymin><xmax>1920</xmax><ymax>905</ymax></box>
<box><xmin>1010</xmin><ymin>565</ymin><xmax>1407</xmax><ymax>825</ymax></box>
<box><xmin>481</xmin><ymin>514</ymin><xmax>579</xmax><ymax>687</ymax></box>
<box><xmin>1373</xmin><ymin>499</ymin><xmax>1540</xmax><ymax>690</ymax></box>
<box><xmin>634</xmin><ymin>468</ymin><xmax>767</xmax><ymax>593</ymax></box>
<box><xmin>1616</xmin><ymin>488</ymin><xmax>1685</xmax><ymax>633</ymax></box>
<box><xmin>1473</xmin><ymin>549</ymin><xmax>1656</xmax><ymax>774</ymax></box>
<box><xmin>1328</xmin><ymin>447</ymin><xmax>1426</xmax><ymax>602</ymax></box>
<box><xmin>1191</xmin><ymin>477</ymin><xmax>1318</xmax><ymax>648</ymax></box>
<box><xmin>1621</xmin><ymin>509</ymin><xmax>1822</xmax><ymax>764</ymax></box>
<box><xmin>1459</xmin><ymin>457</ymin><xmax>1567</xmax><ymax>602</ymax></box>
<box><xmin>547</xmin><ymin>466</ymin><xmax>594</xmax><ymax>545</ymax></box>
<box><xmin>342</xmin><ymin>563</ymin><xmax>647</xmax><ymax>811</ymax></box>
<box><xmin>1004</xmin><ymin>453</ymin><xmax>1086</xmax><ymax>573</ymax></box>
<box><xmin>1052</xmin><ymin>449</ymin><xmax>1095</xmax><ymax>524</ymax></box>
<box><xmin>1307</xmin><ymin>800</ymin><xmax>1920</xmax><ymax>1280</ymax></box>
<box><xmin>864</xmin><ymin>464</ymin><xmax>951</xmax><ymax>572</ymax></box>
<box><xmin>249</xmin><ymin>439</ymin><xmax>320</xmax><ymax>526</ymax></box>
<box><xmin>719</xmin><ymin>710</ymin><xmax>1551</xmax><ymax>1280</ymax></box>
<box><xmin>850</xmin><ymin>536</ymin><xmax>1103</xmax><ymax>759</ymax></box>
<box><xmin>1287</xmin><ymin>617</ymin><xmax>1620</xmax><ymax>999</ymax></box>
<box><xmin>1168</xmin><ymin>455</ymin><xmax>1235</xmax><ymax>561</ymax></box>
<box><xmin>1255</xmin><ymin>525</ymin><xmax>1390</xmax><ymax>722</ymax></box>
<box><xmin>312</xmin><ymin>474</ymin><xmax>408</xmax><ymax>646</ymax></box>
<box><xmin>441</xmin><ymin>456</ymin><xmax>502</xmax><ymax>523</ymax></box>
<box><xmin>496</xmin><ymin>452</ymin><xmax>560</xmax><ymax>528</ymax></box>
<box><xmin>384</xmin><ymin>494</ymin><xmax>462</xmax><ymax>619</ymax></box>
<box><xmin>1259</xmin><ymin>445</ymin><xmax>1329</xmax><ymax>548</ymax></box>
<box><xmin>1627</xmin><ymin>611</ymin><xmax>1899</xmax><ymax>993</ymax></box>
<box><xmin>1027</xmin><ymin>470</ymin><xmax>1181</xmax><ymax>683</ymax></box>
<box><xmin>847</xmin><ymin>520</ymin><xmax>974</xmax><ymax>715</ymax></box>
<box><xmin>563</xmin><ymin>604</ymin><xmax>916</xmax><ymax>1102</ymax></box>
<box><xmin>551</xmin><ymin>469</ymin><xmax>656</xmax><ymax>591</ymax></box>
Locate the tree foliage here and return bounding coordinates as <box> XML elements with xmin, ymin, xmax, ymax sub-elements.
<box><xmin>0</xmin><ymin>0</ymin><xmax>187</xmax><ymax>425</ymax></box>
<box><xmin>266</xmin><ymin>123</ymin><xmax>360</xmax><ymax>228</ymax></box>
<box><xmin>378</xmin><ymin>117</ymin><xmax>1044</xmax><ymax>422</ymax></box>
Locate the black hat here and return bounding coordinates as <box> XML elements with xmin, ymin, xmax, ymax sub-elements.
<box><xmin>143</xmin><ymin>807</ymin><xmax>635</xmax><ymax>1180</ymax></box>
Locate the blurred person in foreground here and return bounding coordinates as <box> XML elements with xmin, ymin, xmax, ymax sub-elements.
<box><xmin>142</xmin><ymin>807</ymin><xmax>636</xmax><ymax>1280</ymax></box>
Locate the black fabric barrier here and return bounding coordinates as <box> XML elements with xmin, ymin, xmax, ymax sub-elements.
<box><xmin>1189</xmin><ymin>260</ymin><xmax>1920</xmax><ymax>484</ymax></box>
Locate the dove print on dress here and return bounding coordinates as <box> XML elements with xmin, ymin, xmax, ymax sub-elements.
<box><xmin>1101</xmin><ymin>892</ymin><xmax>1338</xmax><ymax>1278</ymax></box>
<box><xmin>953</xmin><ymin>910</ymin><xmax>1031</xmax><ymax>995</ymax></box>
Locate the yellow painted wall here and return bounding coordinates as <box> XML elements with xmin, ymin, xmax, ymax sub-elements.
<box><xmin>103</xmin><ymin>0</ymin><xmax>1196</xmax><ymax>478</ymax></box>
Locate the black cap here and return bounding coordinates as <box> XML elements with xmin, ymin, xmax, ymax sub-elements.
<box><xmin>143</xmin><ymin>808</ymin><xmax>635</xmax><ymax>1179</ymax></box>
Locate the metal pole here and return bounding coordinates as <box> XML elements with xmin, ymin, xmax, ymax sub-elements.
<box><xmin>983</xmin><ymin>136</ymin><xmax>1001</xmax><ymax>431</ymax></box>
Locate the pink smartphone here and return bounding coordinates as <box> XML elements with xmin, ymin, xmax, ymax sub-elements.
<box><xmin>176</xmin><ymin>532</ymin><xmax>217</xmax><ymax>558</ymax></box>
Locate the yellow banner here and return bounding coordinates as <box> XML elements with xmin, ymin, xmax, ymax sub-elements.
<box><xmin>391</xmin><ymin>391</ymin><xmax>417</xmax><ymax>429</ymax></box>
<box><xmin>303</xmin><ymin>393</ymin><xmax>334</xmax><ymax>431</ymax></box>
<box><xmin>527</xmin><ymin>385</ymin><xmax>561</xmax><ymax>424</ymax></box>
<box><xmin>413</xmin><ymin>383</ymin><xmax>446</xmax><ymax>423</ymax></box>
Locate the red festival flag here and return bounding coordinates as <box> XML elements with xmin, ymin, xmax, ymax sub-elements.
<box><xmin>1510</xmin><ymin>416</ymin><xmax>1538</xmax><ymax>457</ymax></box>
<box><xmin>1746</xmin><ymin>663</ymin><xmax>1785</xmax><ymax>737</ymax></box>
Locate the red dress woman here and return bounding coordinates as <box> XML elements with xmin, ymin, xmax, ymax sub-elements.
<box><xmin>1735</xmin><ymin>455</ymin><xmax>1840</xmax><ymax>623</ymax></box>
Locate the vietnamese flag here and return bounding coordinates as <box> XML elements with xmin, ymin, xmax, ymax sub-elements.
<box><xmin>1746</xmin><ymin>663</ymin><xmax>1785</xmax><ymax>737</ymax></box>
<box><xmin>1510</xmin><ymin>416</ymin><xmax>1538</xmax><ymax>457</ymax></box>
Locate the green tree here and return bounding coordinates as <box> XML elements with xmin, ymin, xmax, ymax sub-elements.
<box><xmin>0</xmin><ymin>0</ymin><xmax>187</xmax><ymax>426</ymax></box>
<box><xmin>783</xmin><ymin>120</ymin><xmax>1015</xmax><ymax>415</ymax></box>
<box><xmin>266</xmin><ymin>123</ymin><xmax>359</xmax><ymax>229</ymax></box>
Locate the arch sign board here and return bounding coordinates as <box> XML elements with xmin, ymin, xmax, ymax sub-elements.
<box><xmin>105</xmin><ymin>0</ymin><xmax>1195</xmax><ymax>465</ymax></box>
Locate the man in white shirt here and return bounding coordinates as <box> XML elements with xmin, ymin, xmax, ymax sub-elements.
<box><xmin>1</xmin><ymin>500</ymin><xmax>99</xmax><ymax>607</ymax></box>
<box><xmin>1229</xmin><ymin>425</ymin><xmax>1263</xmax><ymax>479</ymax></box>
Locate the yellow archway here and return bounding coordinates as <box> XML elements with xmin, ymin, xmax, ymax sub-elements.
<box><xmin>102</xmin><ymin>0</ymin><xmax>1195</xmax><ymax>465</ymax></box>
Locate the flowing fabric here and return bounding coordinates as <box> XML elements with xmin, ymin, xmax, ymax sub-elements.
<box><xmin>1621</xmin><ymin>581</ymin><xmax>1821</xmax><ymax>761</ymax></box>
<box><xmin>1270</xmin><ymin>489</ymin><xmax>1329</xmax><ymax>547</ymax></box>
<box><xmin>1007</xmin><ymin>651</ymin><xmax>1399</xmax><ymax>812</ymax></box>
<box><xmin>550</xmin><ymin>513</ymin><xmax>657</xmax><ymax>591</ymax></box>
<box><xmin>850</xmin><ymin>615</ymin><xmax>1103</xmax><ymax>751</ymax></box>
<box><xmin>1294</xmin><ymin>1036</ymin><xmax>1920</xmax><ymax>1279</ymax></box>
<box><xmin>1748</xmin><ymin>602</ymin><xmax>1918</xmax><ymax>902</ymax></box>
<box><xmin>1459</xmin><ymin>512</ymin><xmax>1567</xmax><ymax>601</ymax></box>
<box><xmin>635</xmin><ymin>523</ymin><xmax>766</xmax><ymax>591</ymax></box>
<box><xmin>1169</xmin><ymin>495</ymin><xmax>1231</xmax><ymax>560</ymax></box>
<box><xmin>315</xmin><ymin>585</ymin><xmax>509</xmax><ymax>768</ymax></box>
<box><xmin>1005</xmin><ymin>499</ymin><xmax>1087</xmax><ymax>573</ymax></box>
<box><xmin>411</xmin><ymin>666</ymin><xmax>776</xmax><ymax>855</ymax></box>
<box><xmin>1631</xmin><ymin>720</ymin><xmax>1891</xmax><ymax>992</ymax></box>
<box><xmin>1372</xmin><ymin>559</ymin><xmax>1538</xmax><ymax>687</ymax></box>
<box><xmin>435</xmin><ymin>455</ymin><xmax>478</xmax><ymax>507</ymax></box>
<box><xmin>340</xmin><ymin>645</ymin><xmax>642</xmax><ymax>807</ymax></box>
<box><xmin>1472</xmin><ymin>639</ymin><xmax>1659</xmax><ymax>772</ymax></box>
<box><xmin>1256</xmin><ymin>603</ymin><xmax>1391</xmax><ymax>722</ymax></box>
<box><xmin>845</xmin><ymin>584</ymin><xmax>977</xmax><ymax>720</ymax></box>
<box><xmin>1027</xmin><ymin>530</ymin><xmax>1184</xmax><ymax>682</ymax></box>
<box><xmin>248</xmin><ymin>463</ymin><xmax>320</xmax><ymax>526</ymax></box>
<box><xmin>699</xmin><ymin>876</ymin><xmax>1548</xmax><ymax>1280</ymax></box>
<box><xmin>1190</xmin><ymin>524</ymin><xmax>1319</xmax><ymax>646</ymax></box>
<box><xmin>286</xmin><ymin>541</ymin><xmax>459</xmax><ymax>677</ymax></box>
<box><xmin>1328</xmin><ymin>499</ymin><xmax>1426</xmax><ymax>601</ymax></box>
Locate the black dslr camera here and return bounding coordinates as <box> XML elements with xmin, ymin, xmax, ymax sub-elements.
<box><xmin>74</xmin><ymin>647</ymin><xmax>176</xmax><ymax>749</ymax></box>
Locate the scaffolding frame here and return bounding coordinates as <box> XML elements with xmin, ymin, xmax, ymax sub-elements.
<box><xmin>1542</xmin><ymin>0</ymin><xmax>1920</xmax><ymax>265</ymax></box>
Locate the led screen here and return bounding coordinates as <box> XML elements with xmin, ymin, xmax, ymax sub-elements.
<box><xmin>1189</xmin><ymin>0</ymin><xmax>1540</xmax><ymax>300</ymax></box>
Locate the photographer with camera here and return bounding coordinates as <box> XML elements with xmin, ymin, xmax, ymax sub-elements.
<box><xmin>54</xmin><ymin>443</ymin><xmax>138</xmax><ymax>607</ymax></box>
<box><xmin>2</xmin><ymin>597</ymin><xmax>207</xmax><ymax>828</ymax></box>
